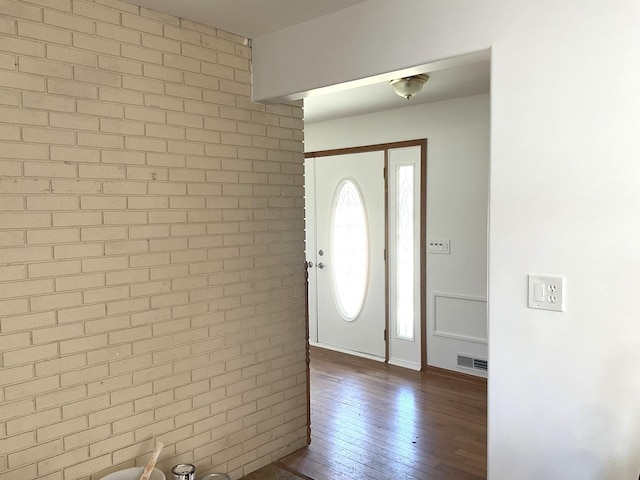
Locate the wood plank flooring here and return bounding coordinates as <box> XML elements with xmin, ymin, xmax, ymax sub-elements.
<box><xmin>280</xmin><ymin>347</ymin><xmax>487</xmax><ymax>480</ymax></box>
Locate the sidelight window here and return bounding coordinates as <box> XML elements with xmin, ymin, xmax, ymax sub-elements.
<box><xmin>396</xmin><ymin>165</ymin><xmax>415</xmax><ymax>340</ymax></box>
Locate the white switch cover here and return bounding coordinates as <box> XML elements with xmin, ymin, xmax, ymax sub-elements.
<box><xmin>528</xmin><ymin>275</ymin><xmax>565</xmax><ymax>312</ymax></box>
<box><xmin>428</xmin><ymin>240</ymin><xmax>450</xmax><ymax>254</ymax></box>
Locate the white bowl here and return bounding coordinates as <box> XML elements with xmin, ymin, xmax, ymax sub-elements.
<box><xmin>101</xmin><ymin>467</ymin><xmax>165</xmax><ymax>480</ymax></box>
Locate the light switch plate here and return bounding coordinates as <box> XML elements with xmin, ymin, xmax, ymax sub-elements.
<box><xmin>428</xmin><ymin>240</ymin><xmax>450</xmax><ymax>254</ymax></box>
<box><xmin>528</xmin><ymin>274</ymin><xmax>565</xmax><ymax>312</ymax></box>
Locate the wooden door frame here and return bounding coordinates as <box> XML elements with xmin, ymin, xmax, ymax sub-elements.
<box><xmin>305</xmin><ymin>139</ymin><xmax>427</xmax><ymax>368</ymax></box>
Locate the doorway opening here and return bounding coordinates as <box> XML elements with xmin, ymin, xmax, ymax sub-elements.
<box><xmin>299</xmin><ymin>52</ymin><xmax>490</xmax><ymax>477</ymax></box>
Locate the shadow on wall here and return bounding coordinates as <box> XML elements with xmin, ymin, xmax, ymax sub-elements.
<box><xmin>597</xmin><ymin>348</ymin><xmax>640</xmax><ymax>479</ymax></box>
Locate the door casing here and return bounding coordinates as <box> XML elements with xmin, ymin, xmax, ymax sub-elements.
<box><xmin>305</xmin><ymin>139</ymin><xmax>427</xmax><ymax>368</ymax></box>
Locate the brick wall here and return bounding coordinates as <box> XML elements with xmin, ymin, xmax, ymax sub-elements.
<box><xmin>0</xmin><ymin>1</ymin><xmax>307</xmax><ymax>478</ymax></box>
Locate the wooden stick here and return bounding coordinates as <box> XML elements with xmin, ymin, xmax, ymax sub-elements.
<box><xmin>140</xmin><ymin>442</ymin><xmax>163</xmax><ymax>480</ymax></box>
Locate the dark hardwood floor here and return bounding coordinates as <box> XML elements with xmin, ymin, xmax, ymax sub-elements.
<box><xmin>280</xmin><ymin>346</ymin><xmax>487</xmax><ymax>480</ymax></box>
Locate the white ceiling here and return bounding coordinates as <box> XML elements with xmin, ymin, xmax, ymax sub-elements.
<box><xmin>126</xmin><ymin>0</ymin><xmax>370</xmax><ymax>38</ymax></box>
<box><xmin>125</xmin><ymin>0</ymin><xmax>490</xmax><ymax>123</ymax></box>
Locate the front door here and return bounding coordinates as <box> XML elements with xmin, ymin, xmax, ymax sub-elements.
<box><xmin>313</xmin><ymin>151</ymin><xmax>386</xmax><ymax>358</ymax></box>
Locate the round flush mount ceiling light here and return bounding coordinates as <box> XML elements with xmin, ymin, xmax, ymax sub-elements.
<box><xmin>389</xmin><ymin>74</ymin><xmax>430</xmax><ymax>100</ymax></box>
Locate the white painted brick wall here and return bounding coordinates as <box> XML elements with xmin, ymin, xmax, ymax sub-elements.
<box><xmin>0</xmin><ymin>1</ymin><xmax>307</xmax><ymax>478</ymax></box>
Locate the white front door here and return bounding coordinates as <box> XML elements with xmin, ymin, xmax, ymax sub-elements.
<box><xmin>313</xmin><ymin>151</ymin><xmax>386</xmax><ymax>359</ymax></box>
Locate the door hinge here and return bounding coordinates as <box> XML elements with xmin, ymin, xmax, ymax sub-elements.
<box><xmin>383</xmin><ymin>167</ymin><xmax>386</xmax><ymax>179</ymax></box>
<box><xmin>383</xmin><ymin>249</ymin><xmax>386</xmax><ymax>260</ymax></box>
<box><xmin>384</xmin><ymin>329</ymin><xmax>387</xmax><ymax>341</ymax></box>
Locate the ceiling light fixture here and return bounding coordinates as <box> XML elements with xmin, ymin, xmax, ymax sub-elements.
<box><xmin>389</xmin><ymin>74</ymin><xmax>430</xmax><ymax>100</ymax></box>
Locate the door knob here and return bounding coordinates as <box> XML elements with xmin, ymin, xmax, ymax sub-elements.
<box><xmin>317</xmin><ymin>262</ymin><xmax>325</xmax><ymax>269</ymax></box>
<box><xmin>307</xmin><ymin>261</ymin><xmax>313</xmax><ymax>268</ymax></box>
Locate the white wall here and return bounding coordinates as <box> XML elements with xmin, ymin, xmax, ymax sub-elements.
<box><xmin>252</xmin><ymin>1</ymin><xmax>640</xmax><ymax>478</ymax></box>
<box><xmin>305</xmin><ymin>94</ymin><xmax>490</xmax><ymax>376</ymax></box>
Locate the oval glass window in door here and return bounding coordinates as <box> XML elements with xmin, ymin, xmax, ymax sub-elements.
<box><xmin>331</xmin><ymin>179</ymin><xmax>369</xmax><ymax>320</ymax></box>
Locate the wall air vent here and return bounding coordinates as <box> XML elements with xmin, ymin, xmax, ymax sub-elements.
<box><xmin>473</xmin><ymin>358</ymin><xmax>488</xmax><ymax>371</ymax></box>
<box><xmin>457</xmin><ymin>354</ymin><xmax>488</xmax><ymax>372</ymax></box>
